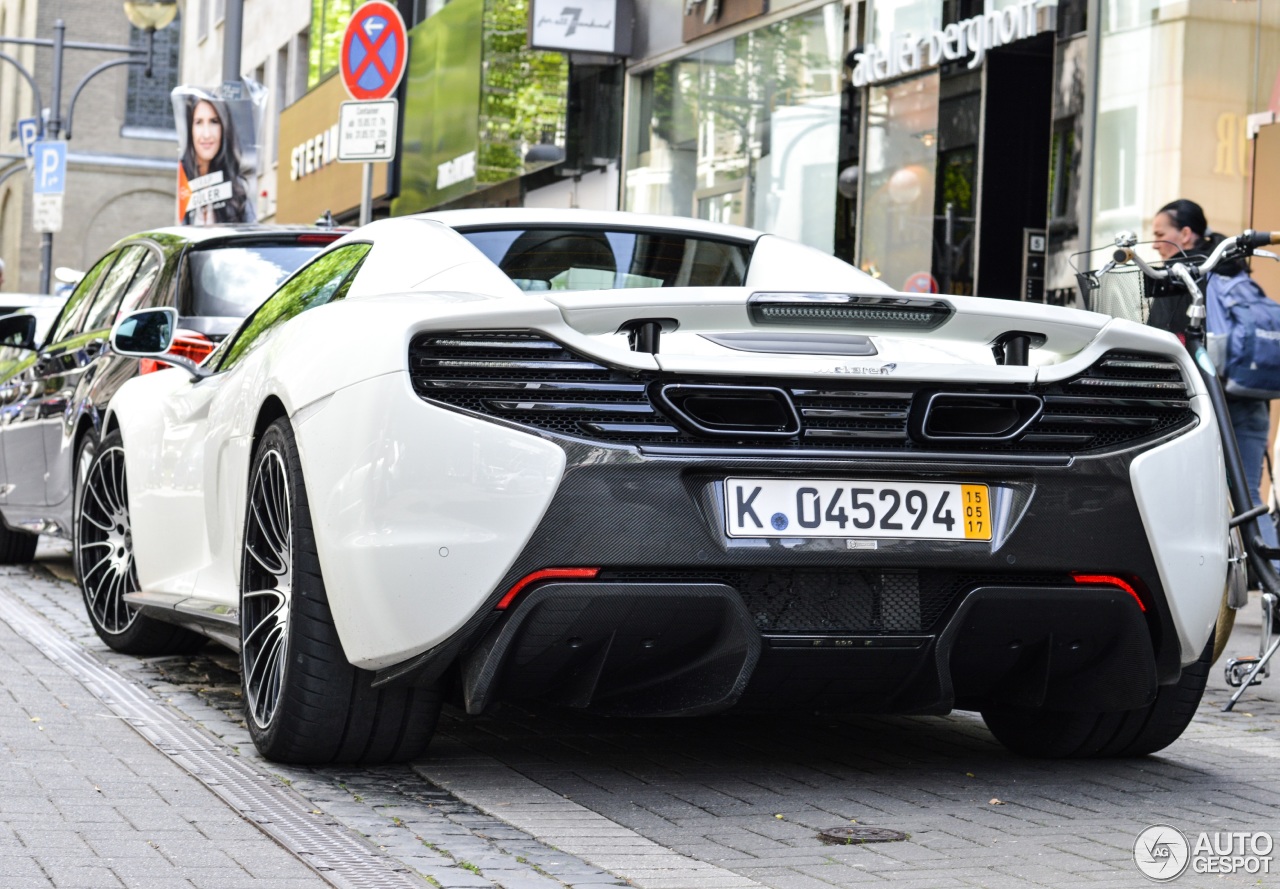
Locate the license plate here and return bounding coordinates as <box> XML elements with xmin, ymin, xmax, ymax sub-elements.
<box><xmin>725</xmin><ymin>478</ymin><xmax>991</xmax><ymax>541</ymax></box>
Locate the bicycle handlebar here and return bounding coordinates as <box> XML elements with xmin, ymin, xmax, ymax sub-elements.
<box><xmin>1242</xmin><ymin>230</ymin><xmax>1280</xmax><ymax>249</ymax></box>
<box><xmin>1111</xmin><ymin>230</ymin><xmax>1280</xmax><ymax>284</ymax></box>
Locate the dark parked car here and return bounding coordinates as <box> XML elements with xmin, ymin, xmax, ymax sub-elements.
<box><xmin>0</xmin><ymin>225</ymin><xmax>344</xmax><ymax>562</ymax></box>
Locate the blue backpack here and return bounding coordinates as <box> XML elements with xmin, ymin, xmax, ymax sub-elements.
<box><xmin>1206</xmin><ymin>271</ymin><xmax>1280</xmax><ymax>400</ymax></box>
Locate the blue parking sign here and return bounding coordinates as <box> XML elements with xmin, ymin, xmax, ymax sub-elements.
<box><xmin>32</xmin><ymin>142</ymin><xmax>67</xmax><ymax>195</ymax></box>
<box><xmin>17</xmin><ymin>118</ymin><xmax>39</xmax><ymax>158</ymax></box>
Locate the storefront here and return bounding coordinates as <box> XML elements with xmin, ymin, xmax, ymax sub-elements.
<box><xmin>392</xmin><ymin>0</ymin><xmax>629</xmax><ymax>214</ymax></box>
<box><xmin>624</xmin><ymin>0</ymin><xmax>1280</xmax><ymax>302</ymax></box>
<box><xmin>624</xmin><ymin>0</ymin><xmax>846</xmax><ymax>253</ymax></box>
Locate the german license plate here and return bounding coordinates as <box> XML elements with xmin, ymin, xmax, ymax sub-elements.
<box><xmin>725</xmin><ymin>479</ymin><xmax>991</xmax><ymax>541</ymax></box>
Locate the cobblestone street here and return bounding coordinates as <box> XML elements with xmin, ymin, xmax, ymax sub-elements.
<box><xmin>1</xmin><ymin>540</ymin><xmax>1277</xmax><ymax>889</ymax></box>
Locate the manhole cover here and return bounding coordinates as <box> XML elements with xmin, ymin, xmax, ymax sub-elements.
<box><xmin>818</xmin><ymin>826</ymin><xmax>909</xmax><ymax>845</ymax></box>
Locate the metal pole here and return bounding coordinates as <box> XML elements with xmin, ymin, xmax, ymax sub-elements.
<box><xmin>222</xmin><ymin>0</ymin><xmax>244</xmax><ymax>85</ymax></box>
<box><xmin>360</xmin><ymin>163</ymin><xmax>373</xmax><ymax>226</ymax></box>
<box><xmin>38</xmin><ymin>19</ymin><xmax>65</xmax><ymax>296</ymax></box>
<box><xmin>1078</xmin><ymin>0</ymin><xmax>1103</xmax><ymax>292</ymax></box>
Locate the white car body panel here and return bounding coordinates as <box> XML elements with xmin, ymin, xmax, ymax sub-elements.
<box><xmin>1130</xmin><ymin>404</ymin><xmax>1227</xmax><ymax>665</ymax></box>
<box><xmin>294</xmin><ymin>371</ymin><xmax>565</xmax><ymax>668</ymax></box>
<box><xmin>102</xmin><ymin>210</ymin><xmax>1225</xmax><ymax>686</ymax></box>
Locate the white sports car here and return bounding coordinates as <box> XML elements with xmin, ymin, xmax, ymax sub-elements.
<box><xmin>85</xmin><ymin>209</ymin><xmax>1228</xmax><ymax>764</ymax></box>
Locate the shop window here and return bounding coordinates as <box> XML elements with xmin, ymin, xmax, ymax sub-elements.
<box><xmin>309</xmin><ymin>0</ymin><xmax>359</xmax><ymax>88</ymax></box>
<box><xmin>1047</xmin><ymin>117</ymin><xmax>1077</xmax><ymax>222</ymax></box>
<box><xmin>412</xmin><ymin>0</ymin><xmax>450</xmax><ymax>23</ymax></box>
<box><xmin>1096</xmin><ymin>107</ymin><xmax>1136</xmax><ymax>213</ymax></box>
<box><xmin>1056</xmin><ymin>0</ymin><xmax>1086</xmax><ymax>36</ymax></box>
<box><xmin>124</xmin><ymin>12</ymin><xmax>181</xmax><ymax>133</ymax></box>
<box><xmin>1103</xmin><ymin>0</ymin><xmax>1157</xmax><ymax>34</ymax></box>
<box><xmin>624</xmin><ymin>5</ymin><xmax>844</xmax><ymax>253</ymax></box>
<box><xmin>858</xmin><ymin>72</ymin><xmax>941</xmax><ymax>290</ymax></box>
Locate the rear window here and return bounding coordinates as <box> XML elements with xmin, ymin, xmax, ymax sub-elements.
<box><xmin>459</xmin><ymin>227</ymin><xmax>752</xmax><ymax>292</ymax></box>
<box><xmin>185</xmin><ymin>243</ymin><xmax>324</xmax><ymax>318</ymax></box>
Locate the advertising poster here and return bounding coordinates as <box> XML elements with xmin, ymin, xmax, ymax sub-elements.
<box><xmin>172</xmin><ymin>80</ymin><xmax>267</xmax><ymax>225</ymax></box>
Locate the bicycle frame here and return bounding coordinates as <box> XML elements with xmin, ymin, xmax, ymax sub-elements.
<box><xmin>1094</xmin><ymin>243</ymin><xmax>1280</xmax><ymax>709</ymax></box>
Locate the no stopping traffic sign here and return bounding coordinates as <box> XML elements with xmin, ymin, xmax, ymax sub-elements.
<box><xmin>340</xmin><ymin>1</ymin><xmax>408</xmax><ymax>101</ymax></box>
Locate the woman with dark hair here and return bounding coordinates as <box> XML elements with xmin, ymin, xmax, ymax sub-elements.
<box><xmin>1152</xmin><ymin>198</ymin><xmax>1277</xmax><ymax>553</ymax></box>
<box><xmin>181</xmin><ymin>94</ymin><xmax>255</xmax><ymax>224</ymax></box>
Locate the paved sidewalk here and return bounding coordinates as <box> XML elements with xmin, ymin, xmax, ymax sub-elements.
<box><xmin>0</xmin><ymin>572</ymin><xmax>326</xmax><ymax>888</ymax></box>
<box><xmin>5</xmin><ymin>538</ymin><xmax>1280</xmax><ymax>889</ymax></box>
<box><xmin>1</xmin><ymin>542</ymin><xmax>629</xmax><ymax>889</ymax></box>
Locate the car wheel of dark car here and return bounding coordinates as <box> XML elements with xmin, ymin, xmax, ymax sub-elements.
<box><xmin>76</xmin><ymin>430</ymin><xmax>206</xmax><ymax>654</ymax></box>
<box><xmin>980</xmin><ymin>634</ymin><xmax>1213</xmax><ymax>758</ymax></box>
<box><xmin>71</xmin><ymin>433</ymin><xmax>98</xmax><ymax>584</ymax></box>
<box><xmin>241</xmin><ymin>417</ymin><xmax>441</xmax><ymax>765</ymax></box>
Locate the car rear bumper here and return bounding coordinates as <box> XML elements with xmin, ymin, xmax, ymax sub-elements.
<box><xmin>376</xmin><ymin>416</ymin><xmax>1221</xmax><ymax>716</ymax></box>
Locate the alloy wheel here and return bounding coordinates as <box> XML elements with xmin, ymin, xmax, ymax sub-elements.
<box><xmin>242</xmin><ymin>447</ymin><xmax>293</xmax><ymax>731</ymax></box>
<box><xmin>76</xmin><ymin>445</ymin><xmax>140</xmax><ymax>634</ymax></box>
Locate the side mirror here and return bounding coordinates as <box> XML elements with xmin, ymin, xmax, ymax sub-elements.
<box><xmin>111</xmin><ymin>307</ymin><xmax>176</xmax><ymax>356</ymax></box>
<box><xmin>111</xmin><ymin>307</ymin><xmax>211</xmax><ymax>380</ymax></box>
<box><xmin>0</xmin><ymin>313</ymin><xmax>39</xmax><ymax>351</ymax></box>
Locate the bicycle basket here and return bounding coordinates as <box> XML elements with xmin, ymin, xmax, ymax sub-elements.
<box><xmin>1079</xmin><ymin>264</ymin><xmax>1151</xmax><ymax>323</ymax></box>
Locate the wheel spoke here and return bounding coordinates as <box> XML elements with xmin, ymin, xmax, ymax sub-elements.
<box><xmin>258</xmin><ymin>468</ymin><xmax>289</xmax><ymax>559</ymax></box>
<box><xmin>249</xmin><ymin>502</ymin><xmax>287</xmax><ymax>571</ymax></box>
<box><xmin>86</xmin><ymin>481</ymin><xmax>115</xmax><ymax>524</ymax></box>
<box><xmin>242</xmin><ymin>443</ymin><xmax>295</xmax><ymax>732</ymax></box>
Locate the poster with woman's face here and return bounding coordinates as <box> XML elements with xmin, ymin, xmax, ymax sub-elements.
<box><xmin>172</xmin><ymin>80</ymin><xmax>267</xmax><ymax>225</ymax></box>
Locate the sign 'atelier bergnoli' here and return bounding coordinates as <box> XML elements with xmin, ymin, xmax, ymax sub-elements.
<box><xmin>849</xmin><ymin>0</ymin><xmax>1046</xmax><ymax>87</ymax></box>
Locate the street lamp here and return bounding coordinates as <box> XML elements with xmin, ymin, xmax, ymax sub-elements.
<box><xmin>0</xmin><ymin>5</ymin><xmax>178</xmax><ymax>293</ymax></box>
<box><xmin>123</xmin><ymin>1</ymin><xmax>180</xmax><ymax>32</ymax></box>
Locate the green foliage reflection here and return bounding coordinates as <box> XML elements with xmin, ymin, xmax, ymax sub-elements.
<box><xmin>220</xmin><ymin>243</ymin><xmax>372</xmax><ymax>371</ymax></box>
<box><xmin>478</xmin><ymin>0</ymin><xmax>567</xmax><ymax>184</ymax></box>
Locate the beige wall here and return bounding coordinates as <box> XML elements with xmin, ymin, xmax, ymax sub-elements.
<box><xmin>0</xmin><ymin>0</ymin><xmax>35</xmax><ymax>291</ymax></box>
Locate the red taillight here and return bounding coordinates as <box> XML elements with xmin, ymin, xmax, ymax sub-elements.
<box><xmin>496</xmin><ymin>567</ymin><xmax>600</xmax><ymax>611</ymax></box>
<box><xmin>138</xmin><ymin>329</ymin><xmax>216</xmax><ymax>374</ymax></box>
<box><xmin>1071</xmin><ymin>573</ymin><xmax>1146</xmax><ymax>612</ymax></box>
<box><xmin>296</xmin><ymin>233</ymin><xmax>344</xmax><ymax>243</ymax></box>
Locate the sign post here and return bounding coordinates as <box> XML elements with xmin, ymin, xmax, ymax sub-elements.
<box><xmin>31</xmin><ymin>141</ymin><xmax>67</xmax><ymax>235</ymax></box>
<box><xmin>337</xmin><ymin>1</ymin><xmax>407</xmax><ymax>226</ymax></box>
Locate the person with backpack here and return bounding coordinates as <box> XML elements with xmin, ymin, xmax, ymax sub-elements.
<box><xmin>1152</xmin><ymin>198</ymin><xmax>1280</xmax><ymax>556</ymax></box>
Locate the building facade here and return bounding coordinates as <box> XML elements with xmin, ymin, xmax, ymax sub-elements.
<box><xmin>0</xmin><ymin>0</ymin><xmax>180</xmax><ymax>293</ymax></box>
<box><xmin>178</xmin><ymin>0</ymin><xmax>1278</xmax><ymax>296</ymax></box>
<box><xmin>620</xmin><ymin>0</ymin><xmax>1280</xmax><ymax>303</ymax></box>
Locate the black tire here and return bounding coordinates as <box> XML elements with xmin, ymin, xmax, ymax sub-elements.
<box><xmin>0</xmin><ymin>520</ymin><xmax>38</xmax><ymax>564</ymax></box>
<box><xmin>71</xmin><ymin>432</ymin><xmax>98</xmax><ymax>584</ymax></box>
<box><xmin>75</xmin><ymin>430</ymin><xmax>206</xmax><ymax>655</ymax></box>
<box><xmin>241</xmin><ymin>417</ymin><xmax>441</xmax><ymax>765</ymax></box>
<box><xmin>980</xmin><ymin>635</ymin><xmax>1213</xmax><ymax>758</ymax></box>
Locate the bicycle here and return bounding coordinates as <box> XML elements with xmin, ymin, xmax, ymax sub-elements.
<box><xmin>1074</xmin><ymin>228</ymin><xmax>1280</xmax><ymax>711</ymax></box>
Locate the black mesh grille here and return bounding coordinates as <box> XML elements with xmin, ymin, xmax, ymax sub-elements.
<box><xmin>408</xmin><ymin>331</ymin><xmax>1195</xmax><ymax>455</ymax></box>
<box><xmin>597</xmin><ymin>568</ymin><xmax>1071</xmax><ymax>634</ymax></box>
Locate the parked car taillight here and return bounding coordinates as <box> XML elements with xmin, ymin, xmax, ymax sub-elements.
<box><xmin>139</xmin><ymin>329</ymin><xmax>216</xmax><ymax>374</ymax></box>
